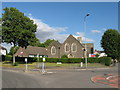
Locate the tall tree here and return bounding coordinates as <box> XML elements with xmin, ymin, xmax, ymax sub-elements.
<box><xmin>9</xmin><ymin>46</ymin><xmax>19</xmax><ymax>55</ymax></box>
<box><xmin>118</xmin><ymin>34</ymin><xmax>120</xmax><ymax>62</ymax></box>
<box><xmin>40</xmin><ymin>39</ymin><xmax>57</xmax><ymax>47</ymax></box>
<box><xmin>101</xmin><ymin>29</ymin><xmax>120</xmax><ymax>63</ymax></box>
<box><xmin>0</xmin><ymin>18</ymin><xmax>2</xmax><ymax>43</ymax></box>
<box><xmin>29</xmin><ymin>38</ymin><xmax>41</xmax><ymax>47</ymax></box>
<box><xmin>2</xmin><ymin>7</ymin><xmax>37</xmax><ymax>63</ymax></box>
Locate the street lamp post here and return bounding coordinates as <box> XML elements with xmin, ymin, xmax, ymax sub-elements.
<box><xmin>84</xmin><ymin>13</ymin><xmax>90</xmax><ymax>68</ymax></box>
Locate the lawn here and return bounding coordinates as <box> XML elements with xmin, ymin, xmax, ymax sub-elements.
<box><xmin>0</xmin><ymin>61</ymin><xmax>109</xmax><ymax>70</ymax></box>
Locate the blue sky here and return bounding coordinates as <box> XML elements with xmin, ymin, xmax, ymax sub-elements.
<box><xmin>2</xmin><ymin>2</ymin><xmax>118</xmax><ymax>52</ymax></box>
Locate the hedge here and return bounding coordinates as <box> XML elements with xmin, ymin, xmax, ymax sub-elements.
<box><xmin>2</xmin><ymin>55</ymin><xmax>12</xmax><ymax>61</ymax></box>
<box><xmin>99</xmin><ymin>57</ymin><xmax>112</xmax><ymax>66</ymax></box>
<box><xmin>2</xmin><ymin>55</ymin><xmax>112</xmax><ymax>66</ymax></box>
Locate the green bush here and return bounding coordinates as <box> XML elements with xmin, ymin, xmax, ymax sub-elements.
<box><xmin>12</xmin><ymin>62</ymin><xmax>18</xmax><ymax>66</ymax></box>
<box><xmin>45</xmin><ymin>58</ymin><xmax>84</xmax><ymax>63</ymax></box>
<box><xmin>5</xmin><ymin>56</ymin><xmax>111</xmax><ymax>66</ymax></box>
<box><xmin>87</xmin><ymin>58</ymin><xmax>100</xmax><ymax>63</ymax></box>
<box><xmin>99</xmin><ymin>57</ymin><xmax>112</xmax><ymax>66</ymax></box>
<box><xmin>2</xmin><ymin>55</ymin><xmax>13</xmax><ymax>61</ymax></box>
<box><xmin>95</xmin><ymin>54</ymin><xmax>100</xmax><ymax>57</ymax></box>
<box><xmin>5</xmin><ymin>55</ymin><xmax>13</xmax><ymax>61</ymax></box>
<box><xmin>61</xmin><ymin>55</ymin><xmax>68</xmax><ymax>58</ymax></box>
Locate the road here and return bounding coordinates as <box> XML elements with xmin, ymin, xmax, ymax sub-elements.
<box><xmin>2</xmin><ymin>70</ymin><xmax>42</xmax><ymax>88</ymax></box>
<box><xmin>2</xmin><ymin>65</ymin><xmax>118</xmax><ymax>88</ymax></box>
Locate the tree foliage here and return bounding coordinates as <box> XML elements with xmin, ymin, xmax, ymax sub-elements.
<box><xmin>9</xmin><ymin>46</ymin><xmax>19</xmax><ymax>55</ymax></box>
<box><xmin>0</xmin><ymin>18</ymin><xmax>2</xmax><ymax>43</ymax></box>
<box><xmin>29</xmin><ymin>38</ymin><xmax>41</xmax><ymax>47</ymax></box>
<box><xmin>101</xmin><ymin>29</ymin><xmax>120</xmax><ymax>60</ymax></box>
<box><xmin>39</xmin><ymin>39</ymin><xmax>57</xmax><ymax>47</ymax></box>
<box><xmin>28</xmin><ymin>38</ymin><xmax>57</xmax><ymax>47</ymax></box>
<box><xmin>2</xmin><ymin>7</ymin><xmax>37</xmax><ymax>48</ymax></box>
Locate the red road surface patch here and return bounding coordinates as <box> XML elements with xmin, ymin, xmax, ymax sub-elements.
<box><xmin>91</xmin><ymin>74</ymin><xmax>120</xmax><ymax>88</ymax></box>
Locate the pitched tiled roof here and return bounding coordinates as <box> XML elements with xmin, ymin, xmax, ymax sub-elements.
<box><xmin>15</xmin><ymin>46</ymin><xmax>47</xmax><ymax>57</ymax></box>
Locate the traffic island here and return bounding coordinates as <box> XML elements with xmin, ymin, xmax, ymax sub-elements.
<box><xmin>91</xmin><ymin>74</ymin><xmax>120</xmax><ymax>88</ymax></box>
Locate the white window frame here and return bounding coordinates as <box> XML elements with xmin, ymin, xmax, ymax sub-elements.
<box><xmin>29</xmin><ymin>55</ymin><xmax>35</xmax><ymax>57</ymax></box>
<box><xmin>71</xmin><ymin>43</ymin><xmax>77</xmax><ymax>52</ymax></box>
<box><xmin>51</xmin><ymin>46</ymin><xmax>56</xmax><ymax>55</ymax></box>
<box><xmin>64</xmin><ymin>43</ymin><xmax>70</xmax><ymax>52</ymax></box>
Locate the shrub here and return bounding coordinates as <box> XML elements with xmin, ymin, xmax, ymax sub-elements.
<box><xmin>6</xmin><ymin>56</ymin><xmax>111</xmax><ymax>66</ymax></box>
<box><xmin>99</xmin><ymin>57</ymin><xmax>112</xmax><ymax>66</ymax></box>
<box><xmin>87</xmin><ymin>57</ymin><xmax>100</xmax><ymax>63</ymax></box>
<box><xmin>12</xmin><ymin>62</ymin><xmax>18</xmax><ymax>66</ymax></box>
<box><xmin>45</xmin><ymin>58</ymin><xmax>84</xmax><ymax>63</ymax></box>
<box><xmin>5</xmin><ymin>55</ymin><xmax>13</xmax><ymax>61</ymax></box>
<box><xmin>95</xmin><ymin>54</ymin><xmax>100</xmax><ymax>57</ymax></box>
<box><xmin>2</xmin><ymin>55</ymin><xmax>13</xmax><ymax>61</ymax></box>
<box><xmin>61</xmin><ymin>55</ymin><xmax>68</xmax><ymax>58</ymax></box>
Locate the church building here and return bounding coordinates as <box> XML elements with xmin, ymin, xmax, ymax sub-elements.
<box><xmin>15</xmin><ymin>34</ymin><xmax>94</xmax><ymax>58</ymax></box>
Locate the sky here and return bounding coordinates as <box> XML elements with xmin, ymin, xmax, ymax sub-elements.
<box><xmin>1</xmin><ymin>2</ymin><xmax>118</xmax><ymax>52</ymax></box>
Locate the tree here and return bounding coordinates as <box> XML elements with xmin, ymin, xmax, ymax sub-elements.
<box><xmin>2</xmin><ymin>7</ymin><xmax>37</xmax><ymax>63</ymax></box>
<box><xmin>118</xmin><ymin>34</ymin><xmax>120</xmax><ymax>62</ymax></box>
<box><xmin>9</xmin><ymin>46</ymin><xmax>19</xmax><ymax>55</ymax></box>
<box><xmin>101</xmin><ymin>29</ymin><xmax>120</xmax><ymax>63</ymax></box>
<box><xmin>0</xmin><ymin>18</ymin><xmax>2</xmax><ymax>43</ymax></box>
<box><xmin>95</xmin><ymin>54</ymin><xmax>100</xmax><ymax>58</ymax></box>
<box><xmin>29</xmin><ymin>38</ymin><xmax>41</xmax><ymax>47</ymax></box>
<box><xmin>40</xmin><ymin>39</ymin><xmax>57</xmax><ymax>47</ymax></box>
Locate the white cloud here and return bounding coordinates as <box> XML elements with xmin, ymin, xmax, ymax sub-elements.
<box><xmin>75</xmin><ymin>32</ymin><xmax>94</xmax><ymax>42</ymax></box>
<box><xmin>1</xmin><ymin>43</ymin><xmax>12</xmax><ymax>53</ymax></box>
<box><xmin>91</xmin><ymin>30</ymin><xmax>101</xmax><ymax>33</ymax></box>
<box><xmin>76</xmin><ymin>32</ymin><xmax>84</xmax><ymax>37</ymax></box>
<box><xmin>102</xmin><ymin>28</ymin><xmax>107</xmax><ymax>31</ymax></box>
<box><xmin>28</xmin><ymin>14</ymin><xmax>68</xmax><ymax>43</ymax></box>
<box><xmin>2</xmin><ymin>14</ymin><xmax>94</xmax><ymax>52</ymax></box>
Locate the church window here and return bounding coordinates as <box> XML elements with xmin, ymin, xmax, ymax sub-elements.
<box><xmin>51</xmin><ymin>46</ymin><xmax>56</xmax><ymax>55</ymax></box>
<box><xmin>71</xmin><ymin>43</ymin><xmax>77</xmax><ymax>52</ymax></box>
<box><xmin>65</xmin><ymin>43</ymin><xmax>70</xmax><ymax>52</ymax></box>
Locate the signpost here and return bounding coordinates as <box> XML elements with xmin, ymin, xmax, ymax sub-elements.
<box><xmin>42</xmin><ymin>58</ymin><xmax>46</xmax><ymax>73</ymax></box>
<box><xmin>37</xmin><ymin>53</ymin><xmax>40</xmax><ymax>68</ymax></box>
<box><xmin>80</xmin><ymin>62</ymin><xmax>83</xmax><ymax>67</ymax></box>
<box><xmin>25</xmin><ymin>58</ymin><xmax>27</xmax><ymax>72</ymax></box>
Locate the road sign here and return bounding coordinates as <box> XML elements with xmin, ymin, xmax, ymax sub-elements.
<box><xmin>25</xmin><ymin>58</ymin><xmax>28</xmax><ymax>72</ymax></box>
<box><xmin>43</xmin><ymin>58</ymin><xmax>46</xmax><ymax>62</ymax></box>
<box><xmin>25</xmin><ymin>58</ymin><xmax>27</xmax><ymax>62</ymax></box>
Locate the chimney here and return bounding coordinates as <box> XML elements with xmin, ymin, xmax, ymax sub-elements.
<box><xmin>77</xmin><ymin>37</ymin><xmax>82</xmax><ymax>43</ymax></box>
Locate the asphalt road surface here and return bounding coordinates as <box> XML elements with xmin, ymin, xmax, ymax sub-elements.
<box><xmin>2</xmin><ymin>65</ymin><xmax>118</xmax><ymax>88</ymax></box>
<box><xmin>2</xmin><ymin>70</ymin><xmax>42</xmax><ymax>88</ymax></box>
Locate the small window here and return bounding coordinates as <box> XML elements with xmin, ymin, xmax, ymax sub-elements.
<box><xmin>51</xmin><ymin>46</ymin><xmax>56</xmax><ymax>55</ymax></box>
<box><xmin>71</xmin><ymin>43</ymin><xmax>77</xmax><ymax>52</ymax></box>
<box><xmin>65</xmin><ymin>43</ymin><xmax>70</xmax><ymax>52</ymax></box>
<box><xmin>29</xmin><ymin>55</ymin><xmax>35</xmax><ymax>57</ymax></box>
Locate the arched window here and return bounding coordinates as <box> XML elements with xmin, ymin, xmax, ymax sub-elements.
<box><xmin>51</xmin><ymin>46</ymin><xmax>56</xmax><ymax>55</ymax></box>
<box><xmin>65</xmin><ymin>43</ymin><xmax>70</xmax><ymax>52</ymax></box>
<box><xmin>71</xmin><ymin>43</ymin><xmax>77</xmax><ymax>52</ymax></box>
